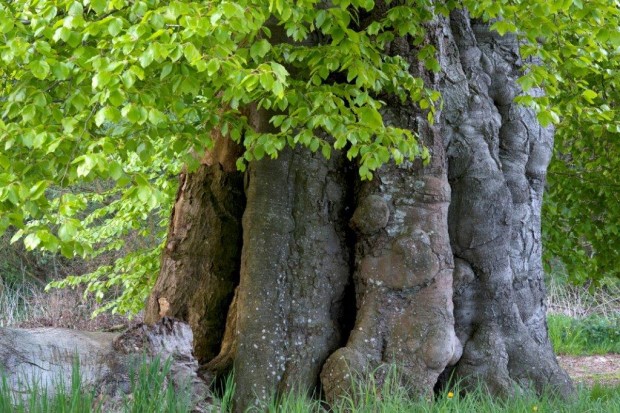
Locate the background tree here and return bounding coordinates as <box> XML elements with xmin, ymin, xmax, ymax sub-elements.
<box><xmin>1</xmin><ymin>0</ymin><xmax>619</xmax><ymax>411</ymax></box>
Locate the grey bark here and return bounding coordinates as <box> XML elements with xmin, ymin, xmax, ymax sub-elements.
<box><xmin>228</xmin><ymin>108</ymin><xmax>353</xmax><ymax>412</ymax></box>
<box><xmin>143</xmin><ymin>9</ymin><xmax>572</xmax><ymax>411</ymax></box>
<box><xmin>0</xmin><ymin>318</ymin><xmax>210</xmax><ymax>411</ymax></box>
<box><xmin>321</xmin><ymin>27</ymin><xmax>459</xmax><ymax>403</ymax></box>
<box><xmin>443</xmin><ymin>10</ymin><xmax>572</xmax><ymax>396</ymax></box>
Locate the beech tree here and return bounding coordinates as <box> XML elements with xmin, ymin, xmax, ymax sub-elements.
<box><xmin>2</xmin><ymin>0</ymin><xmax>619</xmax><ymax>411</ymax></box>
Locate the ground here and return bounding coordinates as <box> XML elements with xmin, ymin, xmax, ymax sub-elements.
<box><xmin>558</xmin><ymin>354</ymin><xmax>620</xmax><ymax>387</ymax></box>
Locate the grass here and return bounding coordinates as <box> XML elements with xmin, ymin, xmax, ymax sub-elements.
<box><xmin>250</xmin><ymin>383</ymin><xmax>620</xmax><ymax>413</ymax></box>
<box><xmin>2</xmin><ymin>252</ymin><xmax>618</xmax><ymax>410</ymax></box>
<box><xmin>546</xmin><ymin>276</ymin><xmax>620</xmax><ymax>355</ymax></box>
<box><xmin>0</xmin><ymin>279</ymin><xmax>140</xmax><ymax>330</ymax></box>
<box><xmin>0</xmin><ymin>357</ymin><xmax>191</xmax><ymax>413</ymax></box>
<box><xmin>548</xmin><ymin>313</ymin><xmax>620</xmax><ymax>355</ymax></box>
<box><xmin>0</xmin><ymin>280</ymin><xmax>42</xmax><ymax>327</ymax></box>
<box><xmin>3</xmin><ymin>361</ymin><xmax>619</xmax><ymax>413</ymax></box>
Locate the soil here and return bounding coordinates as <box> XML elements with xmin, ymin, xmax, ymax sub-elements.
<box><xmin>558</xmin><ymin>354</ymin><xmax>620</xmax><ymax>387</ymax></box>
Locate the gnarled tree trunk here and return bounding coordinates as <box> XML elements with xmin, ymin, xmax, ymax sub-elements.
<box><xmin>145</xmin><ymin>9</ymin><xmax>572</xmax><ymax>412</ymax></box>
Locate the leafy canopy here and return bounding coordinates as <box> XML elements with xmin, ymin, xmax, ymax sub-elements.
<box><xmin>0</xmin><ymin>0</ymin><xmax>618</xmax><ymax>313</ymax></box>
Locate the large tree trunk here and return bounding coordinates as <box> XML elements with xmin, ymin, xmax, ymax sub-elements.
<box><xmin>443</xmin><ymin>11</ymin><xmax>571</xmax><ymax>396</ymax></box>
<box><xmin>145</xmin><ymin>9</ymin><xmax>572</xmax><ymax>411</ymax></box>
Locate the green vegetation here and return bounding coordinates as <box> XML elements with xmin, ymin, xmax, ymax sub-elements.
<box><xmin>548</xmin><ymin>314</ymin><xmax>620</xmax><ymax>356</ymax></box>
<box><xmin>2</xmin><ymin>361</ymin><xmax>619</xmax><ymax>413</ymax></box>
<box><xmin>252</xmin><ymin>382</ymin><xmax>620</xmax><ymax>413</ymax></box>
<box><xmin>0</xmin><ymin>357</ymin><xmax>191</xmax><ymax>413</ymax></box>
<box><xmin>546</xmin><ymin>276</ymin><xmax>620</xmax><ymax>356</ymax></box>
<box><xmin>1</xmin><ymin>0</ymin><xmax>619</xmax><ymax>313</ymax></box>
<box><xmin>0</xmin><ymin>359</ymin><xmax>95</xmax><ymax>413</ymax></box>
<box><xmin>124</xmin><ymin>356</ymin><xmax>192</xmax><ymax>413</ymax></box>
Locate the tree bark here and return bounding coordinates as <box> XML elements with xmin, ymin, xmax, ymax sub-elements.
<box><xmin>228</xmin><ymin>108</ymin><xmax>353</xmax><ymax>411</ymax></box>
<box><xmin>321</xmin><ymin>26</ymin><xmax>459</xmax><ymax>403</ymax></box>
<box><xmin>144</xmin><ymin>132</ymin><xmax>245</xmax><ymax>364</ymax></box>
<box><xmin>443</xmin><ymin>10</ymin><xmax>572</xmax><ymax>397</ymax></box>
<box><xmin>145</xmin><ymin>9</ymin><xmax>572</xmax><ymax>410</ymax></box>
<box><xmin>0</xmin><ymin>319</ymin><xmax>209</xmax><ymax>411</ymax></box>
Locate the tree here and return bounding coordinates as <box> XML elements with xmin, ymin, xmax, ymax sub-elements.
<box><xmin>2</xmin><ymin>0</ymin><xmax>619</xmax><ymax>411</ymax></box>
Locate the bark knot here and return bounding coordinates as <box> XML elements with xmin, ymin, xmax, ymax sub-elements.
<box><xmin>350</xmin><ymin>195</ymin><xmax>390</xmax><ymax>235</ymax></box>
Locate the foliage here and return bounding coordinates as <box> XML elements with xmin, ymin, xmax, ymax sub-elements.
<box><xmin>548</xmin><ymin>313</ymin><xmax>620</xmax><ymax>355</ymax></box>
<box><xmin>529</xmin><ymin>1</ymin><xmax>620</xmax><ymax>283</ymax></box>
<box><xmin>1</xmin><ymin>0</ymin><xmax>619</xmax><ymax>312</ymax></box>
<box><xmin>458</xmin><ymin>2</ymin><xmax>620</xmax><ymax>282</ymax></box>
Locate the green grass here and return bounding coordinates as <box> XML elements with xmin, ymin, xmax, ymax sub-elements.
<box><xmin>1</xmin><ymin>358</ymin><xmax>619</xmax><ymax>412</ymax></box>
<box><xmin>0</xmin><ymin>356</ymin><xmax>191</xmax><ymax>413</ymax></box>
<box><xmin>241</xmin><ymin>378</ymin><xmax>620</xmax><ymax>413</ymax></box>
<box><xmin>548</xmin><ymin>313</ymin><xmax>620</xmax><ymax>355</ymax></box>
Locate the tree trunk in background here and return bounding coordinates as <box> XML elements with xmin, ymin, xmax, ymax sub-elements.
<box><xmin>145</xmin><ymin>10</ymin><xmax>573</xmax><ymax>411</ymax></box>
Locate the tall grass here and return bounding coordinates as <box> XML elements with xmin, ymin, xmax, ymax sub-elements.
<box><xmin>546</xmin><ymin>276</ymin><xmax>620</xmax><ymax>355</ymax></box>
<box><xmin>1</xmin><ymin>357</ymin><xmax>619</xmax><ymax>412</ymax></box>
<box><xmin>546</xmin><ymin>276</ymin><xmax>620</xmax><ymax>319</ymax></box>
<box><xmin>0</xmin><ymin>279</ymin><xmax>140</xmax><ymax>330</ymax></box>
<box><xmin>123</xmin><ymin>356</ymin><xmax>192</xmax><ymax>413</ymax></box>
<box><xmin>0</xmin><ymin>357</ymin><xmax>191</xmax><ymax>413</ymax></box>
<box><xmin>0</xmin><ymin>281</ymin><xmax>43</xmax><ymax>327</ymax></box>
<box><xmin>548</xmin><ymin>313</ymin><xmax>620</xmax><ymax>355</ymax></box>
<box><xmin>240</xmin><ymin>371</ymin><xmax>620</xmax><ymax>413</ymax></box>
<box><xmin>0</xmin><ymin>358</ymin><xmax>97</xmax><ymax>413</ymax></box>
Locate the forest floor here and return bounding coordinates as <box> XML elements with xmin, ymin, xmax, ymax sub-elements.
<box><xmin>558</xmin><ymin>354</ymin><xmax>620</xmax><ymax>387</ymax></box>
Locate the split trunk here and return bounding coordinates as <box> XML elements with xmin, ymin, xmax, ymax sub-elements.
<box><xmin>145</xmin><ymin>10</ymin><xmax>572</xmax><ymax>411</ymax></box>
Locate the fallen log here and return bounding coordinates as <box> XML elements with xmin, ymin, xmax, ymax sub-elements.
<box><xmin>0</xmin><ymin>318</ymin><xmax>211</xmax><ymax>411</ymax></box>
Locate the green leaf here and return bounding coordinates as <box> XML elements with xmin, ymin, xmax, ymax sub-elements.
<box><xmin>581</xmin><ymin>89</ymin><xmax>598</xmax><ymax>103</ymax></box>
<box><xmin>250</xmin><ymin>39</ymin><xmax>271</xmax><ymax>60</ymax></box>
<box><xmin>160</xmin><ymin>63</ymin><xmax>173</xmax><ymax>79</ymax></box>
<box><xmin>90</xmin><ymin>0</ymin><xmax>107</xmax><ymax>14</ymax></box>
<box><xmin>51</xmin><ymin>62</ymin><xmax>71</xmax><ymax>80</ymax></box>
<box><xmin>29</xmin><ymin>181</ymin><xmax>48</xmax><ymax>200</ymax></box>
<box><xmin>74</xmin><ymin>155</ymin><xmax>97</xmax><ymax>177</ymax></box>
<box><xmin>24</xmin><ymin>233</ymin><xmax>41</xmax><ymax>250</ymax></box>
<box><xmin>183</xmin><ymin>43</ymin><xmax>201</xmax><ymax>63</ymax></box>
<box><xmin>95</xmin><ymin>106</ymin><xmax>122</xmax><ymax>126</ymax></box>
<box><xmin>29</xmin><ymin>60</ymin><xmax>51</xmax><ymax>80</ymax></box>
<box><xmin>109</xmin><ymin>162</ymin><xmax>124</xmax><ymax>180</ymax></box>
<box><xmin>139</xmin><ymin>48</ymin><xmax>155</xmax><ymax>68</ymax></box>
<box><xmin>58</xmin><ymin>221</ymin><xmax>78</xmax><ymax>242</ymax></box>
<box><xmin>148</xmin><ymin>108</ymin><xmax>167</xmax><ymax>126</ymax></box>
<box><xmin>0</xmin><ymin>12</ymin><xmax>15</xmax><ymax>33</ymax></box>
<box><xmin>206</xmin><ymin>59</ymin><xmax>220</xmax><ymax>75</ymax></box>
<box><xmin>108</xmin><ymin>18</ymin><xmax>123</xmax><ymax>36</ymax></box>
<box><xmin>357</xmin><ymin>106</ymin><xmax>383</xmax><ymax>129</ymax></box>
<box><xmin>68</xmin><ymin>1</ymin><xmax>83</xmax><ymax>16</ymax></box>
<box><xmin>321</xmin><ymin>143</ymin><xmax>332</xmax><ymax>160</ymax></box>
